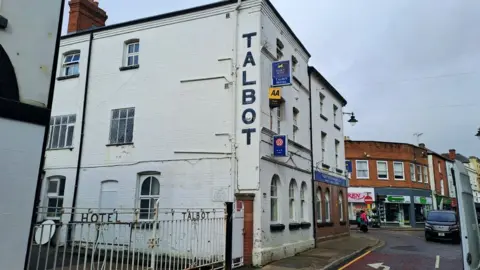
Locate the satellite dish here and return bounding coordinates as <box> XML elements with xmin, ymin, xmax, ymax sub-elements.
<box><xmin>34</xmin><ymin>220</ymin><xmax>56</xmax><ymax>245</ymax></box>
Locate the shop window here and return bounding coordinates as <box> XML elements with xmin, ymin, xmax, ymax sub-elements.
<box><xmin>316</xmin><ymin>187</ymin><xmax>322</xmax><ymax>222</ymax></box>
<box><xmin>270</xmin><ymin>175</ymin><xmax>280</xmax><ymax>222</ymax></box>
<box><xmin>289</xmin><ymin>179</ymin><xmax>298</xmax><ymax>221</ymax></box>
<box><xmin>325</xmin><ymin>188</ymin><xmax>331</xmax><ymax>222</ymax></box>
<box><xmin>339</xmin><ymin>191</ymin><xmax>344</xmax><ymax>222</ymax></box>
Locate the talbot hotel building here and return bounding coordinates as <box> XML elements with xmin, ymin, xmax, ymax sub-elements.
<box><xmin>345</xmin><ymin>140</ymin><xmax>442</xmax><ymax>228</ymax></box>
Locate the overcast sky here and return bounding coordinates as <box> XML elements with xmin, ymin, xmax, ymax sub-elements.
<box><xmin>62</xmin><ymin>0</ymin><xmax>480</xmax><ymax>157</ymax></box>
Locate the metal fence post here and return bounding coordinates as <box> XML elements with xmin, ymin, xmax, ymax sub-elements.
<box><xmin>225</xmin><ymin>202</ymin><xmax>233</xmax><ymax>270</ymax></box>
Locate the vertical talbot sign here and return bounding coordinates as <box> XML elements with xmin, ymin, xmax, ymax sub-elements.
<box><xmin>240</xmin><ymin>32</ymin><xmax>257</xmax><ymax>145</ymax></box>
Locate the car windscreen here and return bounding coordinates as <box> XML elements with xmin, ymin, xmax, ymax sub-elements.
<box><xmin>427</xmin><ymin>212</ymin><xmax>456</xmax><ymax>222</ymax></box>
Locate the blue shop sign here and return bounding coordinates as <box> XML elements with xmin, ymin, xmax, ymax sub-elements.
<box><xmin>273</xmin><ymin>135</ymin><xmax>288</xmax><ymax>157</ymax></box>
<box><xmin>314</xmin><ymin>170</ymin><xmax>347</xmax><ymax>187</ymax></box>
<box><xmin>272</xmin><ymin>60</ymin><xmax>291</xmax><ymax>86</ymax></box>
<box><xmin>345</xmin><ymin>160</ymin><xmax>352</xmax><ymax>173</ymax></box>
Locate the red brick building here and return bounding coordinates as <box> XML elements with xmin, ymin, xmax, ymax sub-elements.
<box><xmin>345</xmin><ymin>140</ymin><xmax>433</xmax><ymax>227</ymax></box>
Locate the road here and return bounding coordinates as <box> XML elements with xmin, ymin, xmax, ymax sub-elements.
<box><xmin>343</xmin><ymin>230</ymin><xmax>463</xmax><ymax>270</ymax></box>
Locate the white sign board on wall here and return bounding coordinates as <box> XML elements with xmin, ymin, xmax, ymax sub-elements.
<box><xmin>0</xmin><ymin>1</ymin><xmax>64</xmax><ymax>269</ymax></box>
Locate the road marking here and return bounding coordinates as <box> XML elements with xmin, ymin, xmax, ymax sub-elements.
<box><xmin>368</xmin><ymin>262</ymin><xmax>391</xmax><ymax>270</ymax></box>
<box><xmin>338</xmin><ymin>250</ymin><xmax>371</xmax><ymax>270</ymax></box>
<box><xmin>435</xmin><ymin>255</ymin><xmax>440</xmax><ymax>268</ymax></box>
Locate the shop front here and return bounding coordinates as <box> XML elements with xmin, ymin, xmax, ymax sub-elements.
<box><xmin>347</xmin><ymin>187</ymin><xmax>375</xmax><ymax>223</ymax></box>
<box><xmin>375</xmin><ymin>188</ymin><xmax>433</xmax><ymax>228</ymax></box>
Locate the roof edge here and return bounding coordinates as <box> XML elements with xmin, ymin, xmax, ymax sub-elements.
<box><xmin>308</xmin><ymin>66</ymin><xmax>347</xmax><ymax>106</ymax></box>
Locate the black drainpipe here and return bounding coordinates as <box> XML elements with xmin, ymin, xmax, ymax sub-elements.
<box><xmin>67</xmin><ymin>31</ymin><xmax>94</xmax><ymax>242</ymax></box>
<box><xmin>307</xmin><ymin>68</ymin><xmax>317</xmax><ymax>245</ymax></box>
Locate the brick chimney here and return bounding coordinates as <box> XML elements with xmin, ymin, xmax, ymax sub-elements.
<box><xmin>449</xmin><ymin>149</ymin><xmax>456</xmax><ymax>160</ymax></box>
<box><xmin>68</xmin><ymin>0</ymin><xmax>108</xmax><ymax>33</ymax></box>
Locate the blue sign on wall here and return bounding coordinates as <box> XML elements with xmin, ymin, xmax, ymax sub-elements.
<box><xmin>273</xmin><ymin>135</ymin><xmax>288</xmax><ymax>157</ymax></box>
<box><xmin>272</xmin><ymin>60</ymin><xmax>291</xmax><ymax>86</ymax></box>
<box><xmin>345</xmin><ymin>160</ymin><xmax>352</xmax><ymax>173</ymax></box>
<box><xmin>314</xmin><ymin>170</ymin><xmax>348</xmax><ymax>187</ymax></box>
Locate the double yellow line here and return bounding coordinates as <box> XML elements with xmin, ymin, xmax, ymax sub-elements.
<box><xmin>337</xmin><ymin>250</ymin><xmax>372</xmax><ymax>270</ymax></box>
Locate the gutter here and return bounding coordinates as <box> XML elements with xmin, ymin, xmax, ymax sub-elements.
<box><xmin>307</xmin><ymin>71</ymin><xmax>317</xmax><ymax>244</ymax></box>
<box><xmin>68</xmin><ymin>31</ymin><xmax>94</xmax><ymax>241</ymax></box>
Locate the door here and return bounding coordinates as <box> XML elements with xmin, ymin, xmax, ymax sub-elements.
<box><xmin>98</xmin><ymin>180</ymin><xmax>120</xmax><ymax>247</ymax></box>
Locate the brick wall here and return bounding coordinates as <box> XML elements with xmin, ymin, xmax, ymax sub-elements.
<box><xmin>431</xmin><ymin>154</ymin><xmax>449</xmax><ymax>196</ymax></box>
<box><xmin>345</xmin><ymin>141</ymin><xmax>430</xmax><ymax>190</ymax></box>
<box><xmin>314</xmin><ymin>182</ymin><xmax>349</xmax><ymax>241</ymax></box>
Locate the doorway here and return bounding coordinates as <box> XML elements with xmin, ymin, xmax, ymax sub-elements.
<box><xmin>98</xmin><ymin>180</ymin><xmax>119</xmax><ymax>246</ymax></box>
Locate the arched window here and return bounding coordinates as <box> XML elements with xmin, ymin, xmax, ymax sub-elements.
<box><xmin>270</xmin><ymin>175</ymin><xmax>280</xmax><ymax>222</ymax></box>
<box><xmin>289</xmin><ymin>179</ymin><xmax>298</xmax><ymax>221</ymax></box>
<box><xmin>339</xmin><ymin>191</ymin><xmax>344</xmax><ymax>222</ymax></box>
<box><xmin>138</xmin><ymin>175</ymin><xmax>160</xmax><ymax>220</ymax></box>
<box><xmin>62</xmin><ymin>50</ymin><xmax>80</xmax><ymax>76</ymax></box>
<box><xmin>316</xmin><ymin>187</ymin><xmax>322</xmax><ymax>222</ymax></box>
<box><xmin>325</xmin><ymin>188</ymin><xmax>331</xmax><ymax>222</ymax></box>
<box><xmin>300</xmin><ymin>182</ymin><xmax>308</xmax><ymax>221</ymax></box>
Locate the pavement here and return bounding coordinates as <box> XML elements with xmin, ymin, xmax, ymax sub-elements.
<box><xmin>240</xmin><ymin>233</ymin><xmax>380</xmax><ymax>270</ymax></box>
<box><xmin>342</xmin><ymin>230</ymin><xmax>463</xmax><ymax>269</ymax></box>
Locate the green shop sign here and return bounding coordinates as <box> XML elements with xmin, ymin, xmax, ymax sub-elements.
<box><xmin>386</xmin><ymin>195</ymin><xmax>410</xmax><ymax>203</ymax></box>
<box><xmin>414</xmin><ymin>196</ymin><xmax>432</xmax><ymax>205</ymax></box>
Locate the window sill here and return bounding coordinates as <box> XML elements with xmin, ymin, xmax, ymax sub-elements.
<box><xmin>57</xmin><ymin>74</ymin><xmax>80</xmax><ymax>81</ymax></box>
<box><xmin>336</xmin><ymin>168</ymin><xmax>343</xmax><ymax>174</ymax></box>
<box><xmin>316</xmin><ymin>222</ymin><xmax>333</xmax><ymax>228</ymax></box>
<box><xmin>106</xmin><ymin>142</ymin><xmax>134</xmax><ymax>147</ymax></box>
<box><xmin>322</xmin><ymin>163</ymin><xmax>330</xmax><ymax>169</ymax></box>
<box><xmin>46</xmin><ymin>147</ymin><xmax>74</xmax><ymax>151</ymax></box>
<box><xmin>289</xmin><ymin>222</ymin><xmax>301</xmax><ymax>231</ymax></box>
<box><xmin>119</xmin><ymin>64</ymin><xmax>140</xmax><ymax>71</ymax></box>
<box><xmin>300</xmin><ymin>222</ymin><xmax>311</xmax><ymax>229</ymax></box>
<box><xmin>378</xmin><ymin>178</ymin><xmax>389</xmax><ymax>181</ymax></box>
<box><xmin>340</xmin><ymin>221</ymin><xmax>347</xmax><ymax>226</ymax></box>
<box><xmin>357</xmin><ymin>178</ymin><xmax>370</xmax><ymax>180</ymax></box>
<box><xmin>394</xmin><ymin>178</ymin><xmax>406</xmax><ymax>181</ymax></box>
<box><xmin>320</xmin><ymin>114</ymin><xmax>328</xmax><ymax>121</ymax></box>
<box><xmin>334</xmin><ymin>124</ymin><xmax>341</xmax><ymax>131</ymax></box>
<box><xmin>270</xmin><ymin>223</ymin><xmax>285</xmax><ymax>233</ymax></box>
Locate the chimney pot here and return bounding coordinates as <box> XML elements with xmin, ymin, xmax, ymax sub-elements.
<box><xmin>449</xmin><ymin>149</ymin><xmax>456</xmax><ymax>160</ymax></box>
<box><xmin>419</xmin><ymin>143</ymin><xmax>425</xmax><ymax>148</ymax></box>
<box><xmin>68</xmin><ymin>0</ymin><xmax>107</xmax><ymax>33</ymax></box>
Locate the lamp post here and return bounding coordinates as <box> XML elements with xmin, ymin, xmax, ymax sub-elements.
<box><xmin>343</xmin><ymin>112</ymin><xmax>358</xmax><ymax>126</ymax></box>
<box><xmin>475</xmin><ymin>128</ymin><xmax>480</xmax><ymax>139</ymax></box>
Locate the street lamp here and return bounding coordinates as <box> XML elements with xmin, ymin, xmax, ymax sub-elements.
<box><xmin>343</xmin><ymin>112</ymin><xmax>358</xmax><ymax>126</ymax></box>
<box><xmin>475</xmin><ymin>128</ymin><xmax>480</xmax><ymax>140</ymax></box>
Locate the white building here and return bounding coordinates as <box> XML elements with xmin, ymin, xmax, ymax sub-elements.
<box><xmin>38</xmin><ymin>0</ymin><xmax>350</xmax><ymax>267</ymax></box>
<box><xmin>445</xmin><ymin>159</ymin><xmax>457</xmax><ymax>199</ymax></box>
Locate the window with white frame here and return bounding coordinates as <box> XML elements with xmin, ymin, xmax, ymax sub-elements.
<box><xmin>138</xmin><ymin>175</ymin><xmax>160</xmax><ymax>220</ymax></box>
<box><xmin>270</xmin><ymin>175</ymin><xmax>280</xmax><ymax>222</ymax></box>
<box><xmin>48</xmin><ymin>114</ymin><xmax>76</xmax><ymax>149</ymax></box>
<box><xmin>410</xmin><ymin>163</ymin><xmax>416</xmax><ymax>181</ymax></box>
<box><xmin>125</xmin><ymin>40</ymin><xmax>139</xmax><ymax>67</ymax></box>
<box><xmin>438</xmin><ymin>161</ymin><xmax>442</xmax><ymax>173</ymax></box>
<box><xmin>423</xmin><ymin>166</ymin><xmax>428</xmax><ymax>183</ymax></box>
<box><xmin>377</xmin><ymin>161</ymin><xmax>388</xmax><ymax>179</ymax></box>
<box><xmin>335</xmin><ymin>140</ymin><xmax>340</xmax><ymax>168</ymax></box>
<box><xmin>109</xmin><ymin>107</ymin><xmax>135</xmax><ymax>144</ymax></box>
<box><xmin>276</xmin><ymin>106</ymin><xmax>282</xmax><ymax>134</ymax></box>
<box><xmin>319</xmin><ymin>93</ymin><xmax>325</xmax><ymax>115</ymax></box>
<box><xmin>293</xmin><ymin>107</ymin><xmax>299</xmax><ymax>141</ymax></box>
<box><xmin>440</xmin><ymin>179</ymin><xmax>445</xmax><ymax>196</ymax></box>
<box><xmin>339</xmin><ymin>191</ymin><xmax>344</xmax><ymax>222</ymax></box>
<box><xmin>393</xmin><ymin>162</ymin><xmax>405</xmax><ymax>180</ymax></box>
<box><xmin>356</xmin><ymin>160</ymin><xmax>369</xmax><ymax>179</ymax></box>
<box><xmin>289</xmin><ymin>179</ymin><xmax>297</xmax><ymax>221</ymax></box>
<box><xmin>321</xmin><ymin>132</ymin><xmax>327</xmax><ymax>162</ymax></box>
<box><xmin>45</xmin><ymin>176</ymin><xmax>66</xmax><ymax>218</ymax></box>
<box><xmin>333</xmin><ymin>105</ymin><xmax>338</xmax><ymax>124</ymax></box>
<box><xmin>300</xmin><ymin>182</ymin><xmax>307</xmax><ymax>221</ymax></box>
<box><xmin>316</xmin><ymin>187</ymin><xmax>322</xmax><ymax>222</ymax></box>
<box><xmin>417</xmin><ymin>165</ymin><xmax>422</xmax><ymax>182</ymax></box>
<box><xmin>325</xmin><ymin>188</ymin><xmax>331</xmax><ymax>222</ymax></box>
<box><xmin>62</xmin><ymin>51</ymin><xmax>80</xmax><ymax>76</ymax></box>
